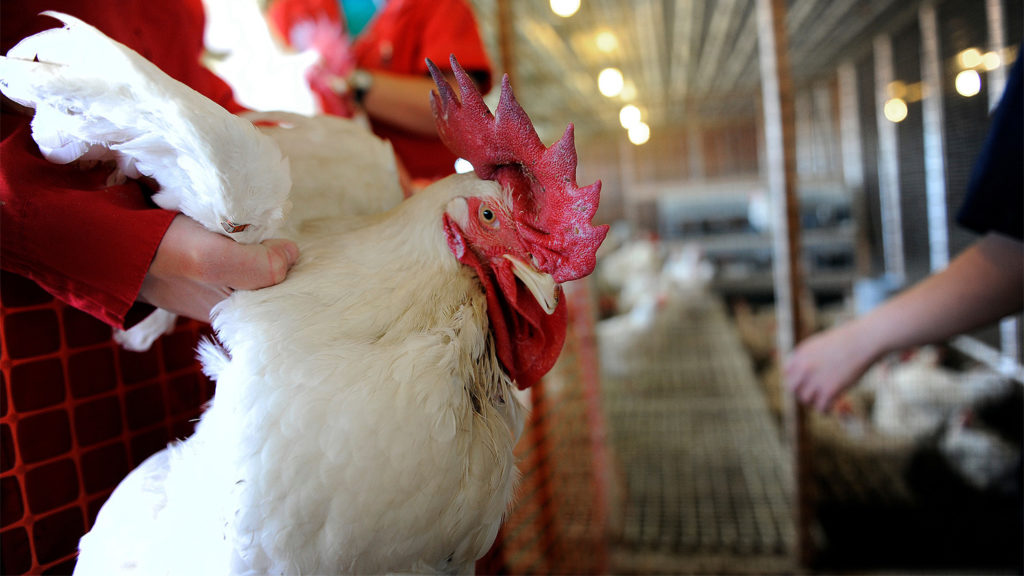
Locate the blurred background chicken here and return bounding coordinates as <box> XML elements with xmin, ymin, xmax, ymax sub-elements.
<box><xmin>1</xmin><ymin>13</ymin><xmax>607</xmax><ymax>575</ymax></box>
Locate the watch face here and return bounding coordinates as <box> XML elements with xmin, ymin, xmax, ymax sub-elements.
<box><xmin>352</xmin><ymin>70</ymin><xmax>372</xmax><ymax>104</ymax></box>
<box><xmin>353</xmin><ymin>70</ymin><xmax>372</xmax><ymax>91</ymax></box>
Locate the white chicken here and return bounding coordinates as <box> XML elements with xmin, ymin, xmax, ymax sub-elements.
<box><xmin>2</xmin><ymin>13</ymin><xmax>608</xmax><ymax>575</ymax></box>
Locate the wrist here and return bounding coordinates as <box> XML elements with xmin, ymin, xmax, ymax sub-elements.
<box><xmin>332</xmin><ymin>69</ymin><xmax>374</xmax><ymax>106</ymax></box>
<box><xmin>844</xmin><ymin>314</ymin><xmax>888</xmax><ymax>368</ymax></box>
<box><xmin>350</xmin><ymin>68</ymin><xmax>372</xmax><ymax>106</ymax></box>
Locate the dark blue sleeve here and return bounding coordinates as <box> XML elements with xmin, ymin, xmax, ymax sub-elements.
<box><xmin>956</xmin><ymin>48</ymin><xmax>1024</xmax><ymax>240</ymax></box>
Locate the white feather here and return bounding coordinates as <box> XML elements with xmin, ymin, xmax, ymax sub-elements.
<box><xmin>243</xmin><ymin>110</ymin><xmax>404</xmax><ymax>238</ymax></box>
<box><xmin>0</xmin><ymin>11</ymin><xmax>292</xmax><ymax>245</ymax></box>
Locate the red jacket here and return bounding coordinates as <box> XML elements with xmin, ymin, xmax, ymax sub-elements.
<box><xmin>0</xmin><ymin>1</ymin><xmax>243</xmax><ymax>328</ymax></box>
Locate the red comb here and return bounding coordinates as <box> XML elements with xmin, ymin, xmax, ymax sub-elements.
<box><xmin>428</xmin><ymin>55</ymin><xmax>608</xmax><ymax>283</ymax></box>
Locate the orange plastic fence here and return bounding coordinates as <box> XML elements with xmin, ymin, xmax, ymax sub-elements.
<box><xmin>478</xmin><ymin>279</ymin><xmax>611</xmax><ymax>575</ymax></box>
<box><xmin>1</xmin><ymin>272</ymin><xmax>213</xmax><ymax>575</ymax></box>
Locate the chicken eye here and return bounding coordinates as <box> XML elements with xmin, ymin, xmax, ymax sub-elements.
<box><xmin>479</xmin><ymin>205</ymin><xmax>496</xmax><ymax>223</ymax></box>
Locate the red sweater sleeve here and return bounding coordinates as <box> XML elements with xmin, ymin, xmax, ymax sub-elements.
<box><xmin>0</xmin><ymin>1</ymin><xmax>244</xmax><ymax>328</ymax></box>
<box><xmin>0</xmin><ymin>115</ymin><xmax>176</xmax><ymax>328</ymax></box>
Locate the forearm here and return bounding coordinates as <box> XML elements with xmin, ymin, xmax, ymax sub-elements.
<box><xmin>861</xmin><ymin>232</ymin><xmax>1023</xmax><ymax>357</ymax></box>
<box><xmin>360</xmin><ymin>71</ymin><xmax>459</xmax><ymax>136</ymax></box>
<box><xmin>786</xmin><ymin>232</ymin><xmax>1023</xmax><ymax>411</ymax></box>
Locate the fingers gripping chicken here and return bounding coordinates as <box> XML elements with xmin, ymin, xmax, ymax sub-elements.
<box><xmin>66</xmin><ymin>47</ymin><xmax>607</xmax><ymax>575</ymax></box>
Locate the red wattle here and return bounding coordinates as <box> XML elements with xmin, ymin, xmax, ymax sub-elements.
<box><xmin>444</xmin><ymin>216</ymin><xmax>566</xmax><ymax>388</ymax></box>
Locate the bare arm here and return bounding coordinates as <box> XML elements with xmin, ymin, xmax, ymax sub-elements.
<box><xmin>785</xmin><ymin>232</ymin><xmax>1024</xmax><ymax>411</ymax></box>
<box><xmin>358</xmin><ymin>71</ymin><xmax>462</xmax><ymax>136</ymax></box>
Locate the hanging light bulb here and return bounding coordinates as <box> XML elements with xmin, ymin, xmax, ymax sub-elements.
<box><xmin>955</xmin><ymin>69</ymin><xmax>982</xmax><ymax>97</ymax></box>
<box><xmin>619</xmin><ymin>79</ymin><xmax>637</xmax><ymax>101</ymax></box>
<box><xmin>628</xmin><ymin>122</ymin><xmax>650</xmax><ymax>145</ymax></box>
<box><xmin>595</xmin><ymin>30</ymin><xmax>618</xmax><ymax>53</ymax></box>
<box><xmin>958</xmin><ymin>47</ymin><xmax>983</xmax><ymax>69</ymax></box>
<box><xmin>550</xmin><ymin>0</ymin><xmax>580</xmax><ymax>18</ymax></box>
<box><xmin>982</xmin><ymin>51</ymin><xmax>1002</xmax><ymax>71</ymax></box>
<box><xmin>598</xmin><ymin>67</ymin><xmax>623</xmax><ymax>97</ymax></box>
<box><xmin>883</xmin><ymin>97</ymin><xmax>908</xmax><ymax>123</ymax></box>
<box><xmin>619</xmin><ymin>104</ymin><xmax>641</xmax><ymax>129</ymax></box>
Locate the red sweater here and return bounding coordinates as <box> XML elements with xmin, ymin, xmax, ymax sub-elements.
<box><xmin>0</xmin><ymin>1</ymin><xmax>242</xmax><ymax>328</ymax></box>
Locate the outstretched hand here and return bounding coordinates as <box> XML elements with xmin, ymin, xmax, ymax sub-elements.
<box><xmin>784</xmin><ymin>320</ymin><xmax>880</xmax><ymax>412</ymax></box>
<box><xmin>138</xmin><ymin>215</ymin><xmax>299</xmax><ymax>322</ymax></box>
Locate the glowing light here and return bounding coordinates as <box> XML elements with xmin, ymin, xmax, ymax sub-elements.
<box><xmin>982</xmin><ymin>51</ymin><xmax>1001</xmax><ymax>71</ymax></box>
<box><xmin>887</xmin><ymin>80</ymin><xmax>906</xmax><ymax>99</ymax></box>
<box><xmin>955</xmin><ymin>69</ymin><xmax>981</xmax><ymax>97</ymax></box>
<box><xmin>595</xmin><ymin>30</ymin><xmax>618</xmax><ymax>53</ymax></box>
<box><xmin>598</xmin><ymin>67</ymin><xmax>624</xmax><ymax>97</ymax></box>
<box><xmin>958</xmin><ymin>47</ymin><xmax>983</xmax><ymax>69</ymax></box>
<box><xmin>883</xmin><ymin>97</ymin><xmax>908</xmax><ymax>123</ymax></box>
<box><xmin>550</xmin><ymin>0</ymin><xmax>580</xmax><ymax>18</ymax></box>
<box><xmin>619</xmin><ymin>104</ymin><xmax>641</xmax><ymax>129</ymax></box>
<box><xmin>454</xmin><ymin>158</ymin><xmax>474</xmax><ymax>174</ymax></box>
<box><xmin>628</xmin><ymin>122</ymin><xmax>650</xmax><ymax>145</ymax></box>
<box><xmin>619</xmin><ymin>79</ymin><xmax>637</xmax><ymax>101</ymax></box>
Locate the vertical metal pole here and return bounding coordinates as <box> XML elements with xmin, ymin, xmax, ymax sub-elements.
<box><xmin>837</xmin><ymin>63</ymin><xmax>864</xmax><ymax>192</ymax></box>
<box><xmin>986</xmin><ymin>0</ymin><xmax>1008</xmax><ymax>111</ymax></box>
<box><xmin>874</xmin><ymin>34</ymin><xmax>906</xmax><ymax>284</ymax></box>
<box><xmin>756</xmin><ymin>0</ymin><xmax>812</xmax><ymax>567</ymax></box>
<box><xmin>496</xmin><ymin>0</ymin><xmax>516</xmax><ymax>86</ymax></box>
<box><xmin>813</xmin><ymin>81</ymin><xmax>838</xmax><ymax>176</ymax></box>
<box><xmin>619</xmin><ymin>139</ymin><xmax>638</xmax><ymax>228</ymax></box>
<box><xmin>838</xmin><ymin>61</ymin><xmax>873</xmax><ymax>277</ymax></box>
<box><xmin>920</xmin><ymin>3</ymin><xmax>950</xmax><ymax>271</ymax></box>
<box><xmin>688</xmin><ymin>122</ymin><xmax>705</xmax><ymax>180</ymax></box>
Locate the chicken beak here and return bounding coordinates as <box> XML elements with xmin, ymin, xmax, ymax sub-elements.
<box><xmin>504</xmin><ymin>255</ymin><xmax>559</xmax><ymax>315</ymax></box>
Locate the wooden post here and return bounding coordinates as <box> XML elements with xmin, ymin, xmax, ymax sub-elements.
<box><xmin>496</xmin><ymin>0</ymin><xmax>516</xmax><ymax>86</ymax></box>
<box><xmin>755</xmin><ymin>0</ymin><xmax>813</xmax><ymax>567</ymax></box>
<box><xmin>920</xmin><ymin>3</ymin><xmax>950</xmax><ymax>272</ymax></box>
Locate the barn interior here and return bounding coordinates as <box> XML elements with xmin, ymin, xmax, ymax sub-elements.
<box><xmin>1</xmin><ymin>0</ymin><xmax>1021</xmax><ymax>574</ymax></box>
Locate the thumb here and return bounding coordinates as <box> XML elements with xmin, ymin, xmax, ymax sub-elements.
<box><xmin>222</xmin><ymin>238</ymin><xmax>300</xmax><ymax>291</ymax></box>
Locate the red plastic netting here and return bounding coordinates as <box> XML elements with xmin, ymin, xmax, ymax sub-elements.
<box><xmin>1</xmin><ymin>271</ymin><xmax>214</xmax><ymax>575</ymax></box>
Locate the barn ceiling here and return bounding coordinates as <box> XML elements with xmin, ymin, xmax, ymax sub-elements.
<box><xmin>467</xmin><ymin>0</ymin><xmax>920</xmax><ymax>140</ymax></box>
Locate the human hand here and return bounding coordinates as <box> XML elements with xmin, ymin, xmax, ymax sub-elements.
<box><xmin>784</xmin><ymin>320</ymin><xmax>880</xmax><ymax>412</ymax></box>
<box><xmin>138</xmin><ymin>215</ymin><xmax>299</xmax><ymax>322</ymax></box>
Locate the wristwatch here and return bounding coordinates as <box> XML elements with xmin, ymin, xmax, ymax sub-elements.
<box><xmin>349</xmin><ymin>69</ymin><xmax>373</xmax><ymax>106</ymax></box>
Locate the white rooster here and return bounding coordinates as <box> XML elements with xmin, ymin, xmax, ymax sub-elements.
<box><xmin>1</xmin><ymin>12</ymin><xmax>608</xmax><ymax>576</ymax></box>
